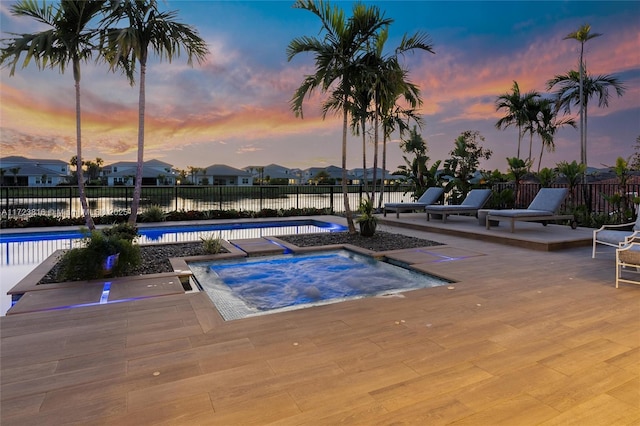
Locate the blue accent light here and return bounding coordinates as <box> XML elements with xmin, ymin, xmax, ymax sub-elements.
<box><xmin>100</xmin><ymin>282</ymin><xmax>112</xmax><ymax>304</ymax></box>
<box><xmin>416</xmin><ymin>249</ymin><xmax>473</xmax><ymax>263</ymax></box>
<box><xmin>263</xmin><ymin>238</ymin><xmax>293</xmax><ymax>254</ymax></box>
<box><xmin>30</xmin><ymin>296</ymin><xmax>156</xmax><ymax>313</ymax></box>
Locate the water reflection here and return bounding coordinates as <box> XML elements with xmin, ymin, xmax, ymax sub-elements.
<box><xmin>1</xmin><ymin>191</ymin><xmax>412</xmax><ymax>220</ymax></box>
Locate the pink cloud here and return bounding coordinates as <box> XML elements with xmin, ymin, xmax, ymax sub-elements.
<box><xmin>1</xmin><ymin>7</ymin><xmax>637</xmax><ymax>172</ymax></box>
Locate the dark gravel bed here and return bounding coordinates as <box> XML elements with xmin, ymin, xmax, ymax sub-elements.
<box><xmin>278</xmin><ymin>231</ymin><xmax>442</xmax><ymax>252</ymax></box>
<box><xmin>40</xmin><ymin>242</ymin><xmax>215</xmax><ymax>284</ymax></box>
<box><xmin>39</xmin><ymin>231</ymin><xmax>442</xmax><ymax>284</ymax></box>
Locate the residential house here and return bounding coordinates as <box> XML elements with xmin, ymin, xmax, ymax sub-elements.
<box><xmin>244</xmin><ymin>164</ymin><xmax>304</xmax><ymax>185</ymax></box>
<box><xmin>101</xmin><ymin>159</ymin><xmax>177</xmax><ymax>186</ymax></box>
<box><xmin>351</xmin><ymin>167</ymin><xmax>400</xmax><ymax>185</ymax></box>
<box><xmin>0</xmin><ymin>156</ymin><xmax>70</xmax><ymax>186</ymax></box>
<box><xmin>196</xmin><ymin>164</ymin><xmax>253</xmax><ymax>186</ymax></box>
<box><xmin>304</xmin><ymin>165</ymin><xmax>357</xmax><ymax>184</ymax></box>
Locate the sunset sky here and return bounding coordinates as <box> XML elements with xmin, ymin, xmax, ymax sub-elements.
<box><xmin>1</xmin><ymin>0</ymin><xmax>638</xmax><ymax>174</ymax></box>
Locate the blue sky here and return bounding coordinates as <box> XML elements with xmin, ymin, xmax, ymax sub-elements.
<box><xmin>1</xmin><ymin>1</ymin><xmax>639</xmax><ymax>173</ymax></box>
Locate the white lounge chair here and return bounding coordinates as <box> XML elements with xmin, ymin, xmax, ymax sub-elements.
<box><xmin>384</xmin><ymin>187</ymin><xmax>444</xmax><ymax>218</ymax></box>
<box><xmin>424</xmin><ymin>189</ymin><xmax>492</xmax><ymax>223</ymax></box>
<box><xmin>485</xmin><ymin>187</ymin><xmax>575</xmax><ymax>233</ymax></box>
<box><xmin>593</xmin><ymin>213</ymin><xmax>640</xmax><ymax>258</ymax></box>
<box><xmin>616</xmin><ymin>241</ymin><xmax>640</xmax><ymax>288</ymax></box>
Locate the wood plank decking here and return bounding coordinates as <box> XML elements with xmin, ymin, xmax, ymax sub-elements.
<box><xmin>1</xmin><ymin>218</ymin><xmax>638</xmax><ymax>425</ymax></box>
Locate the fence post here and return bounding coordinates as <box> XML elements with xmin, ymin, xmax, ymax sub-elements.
<box><xmin>69</xmin><ymin>186</ymin><xmax>73</xmax><ymax>218</ymax></box>
<box><xmin>330</xmin><ymin>186</ymin><xmax>334</xmax><ymax>213</ymax></box>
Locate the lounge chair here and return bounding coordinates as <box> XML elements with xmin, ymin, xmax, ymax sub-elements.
<box><xmin>485</xmin><ymin>187</ymin><xmax>575</xmax><ymax>233</ymax></box>
<box><xmin>424</xmin><ymin>189</ymin><xmax>492</xmax><ymax>223</ymax></box>
<box><xmin>384</xmin><ymin>187</ymin><xmax>444</xmax><ymax>218</ymax></box>
<box><xmin>616</xmin><ymin>241</ymin><xmax>640</xmax><ymax>288</ymax></box>
<box><xmin>592</xmin><ymin>213</ymin><xmax>640</xmax><ymax>258</ymax></box>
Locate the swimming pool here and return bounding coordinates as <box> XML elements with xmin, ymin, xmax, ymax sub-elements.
<box><xmin>0</xmin><ymin>219</ymin><xmax>347</xmax><ymax>316</ymax></box>
<box><xmin>0</xmin><ymin>219</ymin><xmax>346</xmax><ymax>244</ymax></box>
<box><xmin>189</xmin><ymin>250</ymin><xmax>450</xmax><ymax>320</ymax></box>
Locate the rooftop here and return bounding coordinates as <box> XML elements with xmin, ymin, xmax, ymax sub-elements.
<box><xmin>1</xmin><ymin>215</ymin><xmax>638</xmax><ymax>424</ymax></box>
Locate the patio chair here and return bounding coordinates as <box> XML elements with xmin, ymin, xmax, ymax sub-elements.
<box><xmin>616</xmin><ymin>241</ymin><xmax>640</xmax><ymax>288</ymax></box>
<box><xmin>485</xmin><ymin>187</ymin><xmax>576</xmax><ymax>233</ymax></box>
<box><xmin>424</xmin><ymin>189</ymin><xmax>492</xmax><ymax>223</ymax></box>
<box><xmin>384</xmin><ymin>187</ymin><xmax>444</xmax><ymax>218</ymax></box>
<box><xmin>592</xmin><ymin>212</ymin><xmax>640</xmax><ymax>258</ymax></box>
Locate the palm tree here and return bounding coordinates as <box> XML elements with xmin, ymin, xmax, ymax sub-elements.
<box><xmin>564</xmin><ymin>24</ymin><xmax>601</xmax><ymax>167</ymax></box>
<box><xmin>506</xmin><ymin>157</ymin><xmax>530</xmax><ymax>208</ymax></box>
<box><xmin>287</xmin><ymin>0</ymin><xmax>392</xmax><ymax>234</ymax></box>
<box><xmin>547</xmin><ymin>69</ymin><xmax>625</xmax><ymax>167</ymax></box>
<box><xmin>556</xmin><ymin>160</ymin><xmax>586</xmax><ymax>208</ymax></box>
<box><xmin>522</xmin><ymin>95</ymin><xmax>542</xmax><ymax>169</ymax></box>
<box><xmin>365</xmin><ymin>29</ymin><xmax>433</xmax><ymax>209</ymax></box>
<box><xmin>535</xmin><ymin>99</ymin><xmax>576</xmax><ymax>173</ymax></box>
<box><xmin>200</xmin><ymin>168</ymin><xmax>208</xmax><ymax>185</ymax></box>
<box><xmin>9</xmin><ymin>167</ymin><xmax>21</xmax><ymax>185</ymax></box>
<box><xmin>537</xmin><ymin>167</ymin><xmax>557</xmax><ymax>188</ymax></box>
<box><xmin>102</xmin><ymin>0</ymin><xmax>208</xmax><ymax>225</ymax></box>
<box><xmin>347</xmin><ymin>75</ymin><xmax>375</xmax><ymax>199</ymax></box>
<box><xmin>397</xmin><ymin>126</ymin><xmax>441</xmax><ymax>199</ymax></box>
<box><xmin>1</xmin><ymin>0</ymin><xmax>105</xmax><ymax>229</ymax></box>
<box><xmin>378</xmin><ymin>99</ymin><xmax>422</xmax><ymax>209</ymax></box>
<box><xmin>495</xmin><ymin>81</ymin><xmax>539</xmax><ymax>159</ymax></box>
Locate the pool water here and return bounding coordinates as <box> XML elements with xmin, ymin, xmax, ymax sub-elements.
<box><xmin>189</xmin><ymin>250</ymin><xmax>450</xmax><ymax>321</ymax></box>
<box><xmin>0</xmin><ymin>219</ymin><xmax>347</xmax><ymax>316</ymax></box>
<box><xmin>0</xmin><ymin>219</ymin><xmax>346</xmax><ymax>244</ymax></box>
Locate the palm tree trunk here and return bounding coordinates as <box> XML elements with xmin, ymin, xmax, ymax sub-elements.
<box><xmin>582</xmin><ymin>101</ymin><xmax>591</xmax><ymax>210</ymax></box>
<box><xmin>74</xmin><ymin>64</ymin><xmax>95</xmax><ymax>230</ymax></box>
<box><xmin>361</xmin><ymin>117</ymin><xmax>368</xmax><ymax>199</ymax></box>
<box><xmin>129</xmin><ymin>60</ymin><xmax>146</xmax><ymax>225</ymax></box>
<box><xmin>579</xmin><ymin>45</ymin><xmax>585</xmax><ymax>167</ymax></box>
<box><xmin>583</xmin><ymin>101</ymin><xmax>588</xmax><ymax>169</ymax></box>
<box><xmin>517</xmin><ymin>126</ymin><xmax>522</xmax><ymax>159</ymax></box>
<box><xmin>342</xmin><ymin>106</ymin><xmax>355</xmax><ymax>233</ymax></box>
<box><xmin>371</xmin><ymin>101</ymin><xmax>379</xmax><ymax>207</ymax></box>
<box><xmin>378</xmin><ymin>133</ymin><xmax>387</xmax><ymax>210</ymax></box>
<box><xmin>538</xmin><ymin>143</ymin><xmax>544</xmax><ymax>174</ymax></box>
<box><xmin>528</xmin><ymin>133</ymin><xmax>533</xmax><ymax>170</ymax></box>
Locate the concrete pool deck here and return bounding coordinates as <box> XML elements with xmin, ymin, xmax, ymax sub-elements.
<box><xmin>1</xmin><ymin>215</ymin><xmax>638</xmax><ymax>424</ymax></box>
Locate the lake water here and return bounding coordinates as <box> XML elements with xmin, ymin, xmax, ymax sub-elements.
<box><xmin>1</xmin><ymin>190</ymin><xmax>413</xmax><ymax>220</ymax></box>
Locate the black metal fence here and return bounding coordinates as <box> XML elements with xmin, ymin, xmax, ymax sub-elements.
<box><xmin>496</xmin><ymin>183</ymin><xmax>640</xmax><ymax>214</ymax></box>
<box><xmin>0</xmin><ymin>185</ymin><xmax>413</xmax><ymax>220</ymax></box>
<box><xmin>1</xmin><ymin>182</ymin><xmax>637</xmax><ymax>221</ymax></box>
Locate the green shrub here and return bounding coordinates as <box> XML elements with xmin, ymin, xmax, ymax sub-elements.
<box><xmin>57</xmin><ymin>226</ymin><xmax>140</xmax><ymax>281</ymax></box>
<box><xmin>254</xmin><ymin>208</ymin><xmax>279</xmax><ymax>218</ymax></box>
<box><xmin>141</xmin><ymin>205</ymin><xmax>166</xmax><ymax>222</ymax></box>
<box><xmin>102</xmin><ymin>222</ymin><xmax>139</xmax><ymax>242</ymax></box>
<box><xmin>201</xmin><ymin>234</ymin><xmax>223</xmax><ymax>254</ymax></box>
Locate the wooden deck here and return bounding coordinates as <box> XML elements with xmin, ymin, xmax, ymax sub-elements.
<box><xmin>1</xmin><ymin>217</ymin><xmax>639</xmax><ymax>424</ymax></box>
